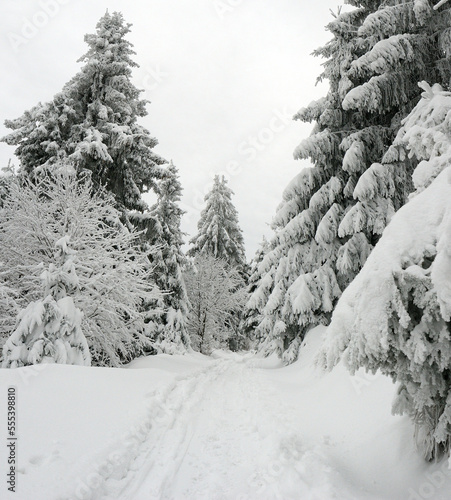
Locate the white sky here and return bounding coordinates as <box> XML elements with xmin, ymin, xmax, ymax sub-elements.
<box><xmin>1</xmin><ymin>0</ymin><xmax>344</xmax><ymax>258</ymax></box>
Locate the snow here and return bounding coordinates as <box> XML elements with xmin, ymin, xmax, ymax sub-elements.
<box><xmin>353</xmin><ymin>35</ymin><xmax>417</xmax><ymax>75</ymax></box>
<box><xmin>434</xmin><ymin>0</ymin><xmax>450</xmax><ymax>10</ymax></box>
<box><xmin>324</xmin><ymin>168</ymin><xmax>451</xmax><ymax>363</ymax></box>
<box><xmin>432</xmin><ymin>186</ymin><xmax>451</xmax><ymax>320</ymax></box>
<box><xmin>321</xmin><ymin>83</ymin><xmax>451</xmax><ymax>374</ymax></box>
<box><xmin>2</xmin><ymin>326</ymin><xmax>451</xmax><ymax>499</ymax></box>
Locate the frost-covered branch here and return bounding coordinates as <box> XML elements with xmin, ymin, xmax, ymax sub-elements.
<box><xmin>0</xmin><ymin>168</ymin><xmax>162</xmax><ymax>366</ymax></box>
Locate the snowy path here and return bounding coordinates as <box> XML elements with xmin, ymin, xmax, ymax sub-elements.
<box><xmin>79</xmin><ymin>354</ymin><xmax>354</xmax><ymax>500</ymax></box>
<box><xmin>9</xmin><ymin>328</ymin><xmax>451</xmax><ymax>500</ymax></box>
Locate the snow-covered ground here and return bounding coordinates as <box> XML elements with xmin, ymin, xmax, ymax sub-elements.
<box><xmin>1</xmin><ymin>326</ymin><xmax>451</xmax><ymax>500</ymax></box>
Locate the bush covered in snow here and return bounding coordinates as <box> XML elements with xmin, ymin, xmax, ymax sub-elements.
<box><xmin>3</xmin><ymin>236</ymin><xmax>91</xmax><ymax>368</ymax></box>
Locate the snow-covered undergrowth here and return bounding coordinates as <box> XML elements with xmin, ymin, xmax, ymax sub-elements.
<box><xmin>1</xmin><ymin>327</ymin><xmax>451</xmax><ymax>500</ymax></box>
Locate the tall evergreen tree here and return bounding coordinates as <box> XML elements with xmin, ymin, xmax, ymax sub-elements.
<box><xmin>248</xmin><ymin>0</ymin><xmax>451</xmax><ymax>363</ymax></box>
<box><xmin>188</xmin><ymin>175</ymin><xmax>248</xmax><ymax>350</ymax></box>
<box><xmin>188</xmin><ymin>175</ymin><xmax>246</xmax><ymax>270</ymax></box>
<box><xmin>2</xmin><ymin>11</ymin><xmax>166</xmax><ymax>228</ymax></box>
<box><xmin>337</xmin><ymin>0</ymin><xmax>451</xmax><ymax>242</ymax></box>
<box><xmin>146</xmin><ymin>162</ymin><xmax>191</xmax><ymax>354</ymax></box>
<box><xmin>242</xmin><ymin>236</ymin><xmax>270</xmax><ymax>346</ymax></box>
<box><xmin>321</xmin><ymin>82</ymin><xmax>451</xmax><ymax>460</ymax></box>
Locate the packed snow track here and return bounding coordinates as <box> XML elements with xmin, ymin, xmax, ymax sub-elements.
<box><xmin>77</xmin><ymin>353</ymin><xmax>348</xmax><ymax>500</ymax></box>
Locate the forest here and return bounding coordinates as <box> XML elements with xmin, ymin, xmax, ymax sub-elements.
<box><xmin>2</xmin><ymin>1</ymin><xmax>451</xmax><ymax>499</ymax></box>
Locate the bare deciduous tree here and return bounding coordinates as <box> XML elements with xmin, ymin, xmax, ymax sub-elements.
<box><xmin>184</xmin><ymin>254</ymin><xmax>246</xmax><ymax>354</ymax></box>
<box><xmin>0</xmin><ymin>167</ymin><xmax>161</xmax><ymax>366</ymax></box>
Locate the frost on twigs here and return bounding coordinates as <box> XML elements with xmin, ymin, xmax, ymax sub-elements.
<box><xmin>0</xmin><ymin>168</ymin><xmax>161</xmax><ymax>366</ymax></box>
<box><xmin>184</xmin><ymin>254</ymin><xmax>246</xmax><ymax>355</ymax></box>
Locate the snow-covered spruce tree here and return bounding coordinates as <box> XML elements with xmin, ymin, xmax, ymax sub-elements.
<box><xmin>145</xmin><ymin>162</ymin><xmax>191</xmax><ymax>354</ymax></box>
<box><xmin>2</xmin><ymin>236</ymin><xmax>91</xmax><ymax>368</ymax></box>
<box><xmin>188</xmin><ymin>175</ymin><xmax>248</xmax><ymax>350</ymax></box>
<box><xmin>184</xmin><ymin>254</ymin><xmax>247</xmax><ymax>354</ymax></box>
<box><xmin>320</xmin><ymin>82</ymin><xmax>451</xmax><ymax>461</ymax></box>
<box><xmin>241</xmin><ymin>236</ymin><xmax>270</xmax><ymax>348</ymax></box>
<box><xmin>0</xmin><ymin>167</ymin><xmax>161</xmax><ymax>366</ymax></box>
<box><xmin>1</xmin><ymin>11</ymin><xmax>166</xmax><ymax>230</ymax></box>
<box><xmin>248</xmin><ymin>0</ymin><xmax>451</xmax><ymax>363</ymax></box>
<box><xmin>338</xmin><ymin>0</ymin><xmax>451</xmax><ymax>243</ymax></box>
<box><xmin>188</xmin><ymin>175</ymin><xmax>246</xmax><ymax>270</ymax></box>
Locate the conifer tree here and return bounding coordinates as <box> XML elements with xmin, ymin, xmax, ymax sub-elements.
<box><xmin>248</xmin><ymin>0</ymin><xmax>451</xmax><ymax>363</ymax></box>
<box><xmin>2</xmin><ymin>236</ymin><xmax>91</xmax><ymax>368</ymax></box>
<box><xmin>146</xmin><ymin>162</ymin><xmax>191</xmax><ymax>354</ymax></box>
<box><xmin>321</xmin><ymin>82</ymin><xmax>451</xmax><ymax>461</ymax></box>
<box><xmin>188</xmin><ymin>175</ymin><xmax>246</xmax><ymax>269</ymax></box>
<box><xmin>337</xmin><ymin>0</ymin><xmax>451</xmax><ymax>243</ymax></box>
<box><xmin>242</xmin><ymin>236</ymin><xmax>270</xmax><ymax>346</ymax></box>
<box><xmin>2</xmin><ymin>11</ymin><xmax>166</xmax><ymax>228</ymax></box>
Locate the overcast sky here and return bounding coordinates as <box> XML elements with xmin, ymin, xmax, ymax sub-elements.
<box><xmin>1</xmin><ymin>0</ymin><xmax>345</xmax><ymax>258</ymax></box>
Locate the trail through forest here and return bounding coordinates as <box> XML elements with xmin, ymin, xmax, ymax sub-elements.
<box><xmin>93</xmin><ymin>353</ymin><xmax>350</xmax><ymax>500</ymax></box>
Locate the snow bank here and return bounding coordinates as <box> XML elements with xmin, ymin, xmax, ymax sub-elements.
<box><xmin>0</xmin><ymin>354</ymin><xmax>211</xmax><ymax>500</ymax></box>
<box><xmin>262</xmin><ymin>327</ymin><xmax>451</xmax><ymax>500</ymax></box>
<box><xmin>2</xmin><ymin>331</ymin><xmax>451</xmax><ymax>499</ymax></box>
